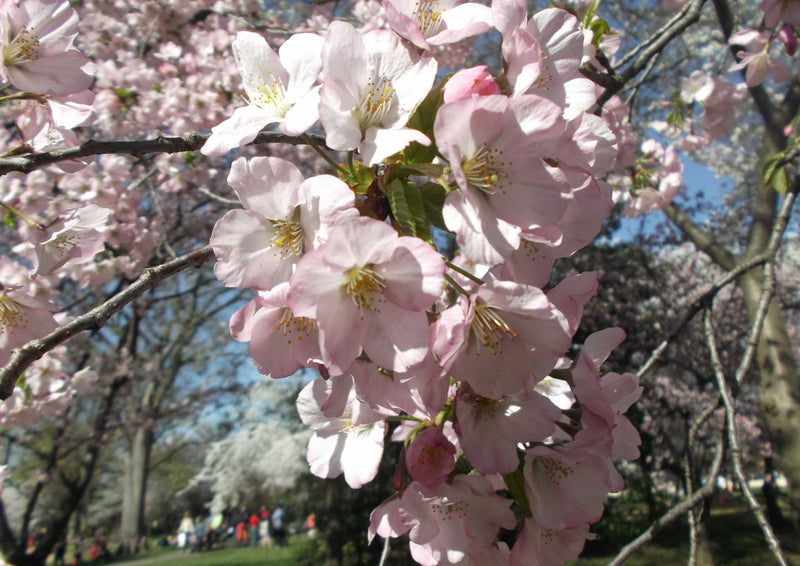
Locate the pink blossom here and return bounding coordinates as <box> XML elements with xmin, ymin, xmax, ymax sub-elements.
<box><xmin>729</xmin><ymin>29</ymin><xmax>792</xmax><ymax>86</ymax></box>
<box><xmin>524</xmin><ymin>444</ymin><xmax>614</xmax><ymax>529</ymax></box>
<box><xmin>455</xmin><ymin>383</ymin><xmax>560</xmax><ymax>474</ymax></box>
<box><xmin>434</xmin><ymin>94</ymin><xmax>568</xmax><ymax>264</ymax></box>
<box><xmin>442</xmin><ymin>65</ymin><xmax>500</xmax><ymax>103</ymax></box>
<box><xmin>763</xmin><ymin>0</ymin><xmax>800</xmax><ymax>27</ymax></box>
<box><xmin>0</xmin><ymin>0</ymin><xmax>95</xmax><ymax>95</ymax></box>
<box><xmin>229</xmin><ymin>283</ymin><xmax>322</xmax><ymax>379</ymax></box>
<box><xmin>623</xmin><ymin>140</ymin><xmax>683</xmax><ymax>218</ymax></box>
<box><xmin>209</xmin><ymin>156</ymin><xmax>357</xmax><ymax>291</ymax></box>
<box><xmin>296</xmin><ymin>377</ymin><xmax>388</xmax><ymax>488</ymax></box>
<box><xmin>510</xmin><ymin>518</ymin><xmax>594</xmax><ymax>566</ymax></box>
<box><xmin>0</xmin><ymin>284</ymin><xmax>58</xmax><ymax>367</ymax></box>
<box><xmin>319</xmin><ymin>21</ymin><xmax>437</xmax><ymax>165</ymax></box>
<box><xmin>383</xmin><ymin>0</ymin><xmax>492</xmax><ymax>50</ymax></box>
<box><xmin>289</xmin><ymin>216</ymin><xmax>444</xmax><ymax>374</ymax></box>
<box><xmin>14</xmin><ymin>204</ymin><xmax>113</xmax><ymax>277</ymax></box>
<box><xmin>494</xmin><ymin>3</ymin><xmax>596</xmax><ymax>119</ymax></box>
<box><xmin>437</xmin><ymin>275</ymin><xmax>573</xmax><ymax>398</ymax></box>
<box><xmin>396</xmin><ymin>476</ymin><xmax>516</xmax><ymax>565</ymax></box>
<box><xmin>201</xmin><ymin>31</ymin><xmax>324</xmax><ymax>155</ymax></box>
<box><xmin>405</xmin><ymin>426</ymin><xmax>457</xmax><ymax>489</ymax></box>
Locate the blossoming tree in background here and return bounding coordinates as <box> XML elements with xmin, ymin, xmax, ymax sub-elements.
<box><xmin>0</xmin><ymin>0</ymin><xmax>798</xmax><ymax>565</ymax></box>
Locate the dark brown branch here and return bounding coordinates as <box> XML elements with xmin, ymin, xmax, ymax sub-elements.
<box><xmin>0</xmin><ymin>131</ymin><xmax>325</xmax><ymax>176</ymax></box>
<box><xmin>0</xmin><ymin>246</ymin><xmax>215</xmax><ymax>400</ymax></box>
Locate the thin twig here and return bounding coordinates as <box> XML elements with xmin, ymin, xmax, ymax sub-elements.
<box><xmin>196</xmin><ymin>187</ymin><xmax>240</xmax><ymax>206</ymax></box>
<box><xmin>0</xmin><ymin>246</ymin><xmax>215</xmax><ymax>400</ymax></box>
<box><xmin>703</xmin><ymin>307</ymin><xmax>790</xmax><ymax>566</ymax></box>
<box><xmin>607</xmin><ymin>436</ymin><xmax>725</xmax><ymax>566</ymax></box>
<box><xmin>636</xmin><ymin>251</ymin><xmax>769</xmax><ymax>378</ymax></box>
<box><xmin>378</xmin><ymin>536</ymin><xmax>391</xmax><ymax>566</ymax></box>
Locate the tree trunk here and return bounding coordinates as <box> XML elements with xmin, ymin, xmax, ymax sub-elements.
<box><xmin>739</xmin><ymin>269</ymin><xmax>800</xmax><ymax>526</ymax></box>
<box><xmin>120</xmin><ymin>427</ymin><xmax>155</xmax><ymax>554</ymax></box>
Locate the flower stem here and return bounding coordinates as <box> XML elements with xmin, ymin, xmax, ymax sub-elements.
<box><xmin>301</xmin><ymin>133</ymin><xmax>347</xmax><ymax>175</ymax></box>
<box><xmin>445</xmin><ymin>260</ymin><xmax>484</xmax><ymax>286</ymax></box>
<box><xmin>0</xmin><ymin>201</ymin><xmax>44</xmax><ymax>230</ymax></box>
<box><xmin>444</xmin><ymin>273</ymin><xmax>470</xmax><ymax>297</ymax></box>
<box><xmin>0</xmin><ymin>91</ymin><xmax>46</xmax><ymax>104</ymax></box>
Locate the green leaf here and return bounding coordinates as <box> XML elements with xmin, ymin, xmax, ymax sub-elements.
<box><xmin>666</xmin><ymin>109</ymin><xmax>684</xmax><ymax>129</ymax></box>
<box><xmin>404</xmin><ymin>76</ymin><xmax>445</xmax><ymax>164</ymax></box>
<box><xmin>503</xmin><ymin>463</ymin><xmax>531</xmax><ymax>517</ymax></box>
<box><xmin>589</xmin><ymin>18</ymin><xmax>611</xmax><ymax>47</ymax></box>
<box><xmin>3</xmin><ymin>210</ymin><xmax>16</xmax><ymax>228</ymax></box>
<box><xmin>339</xmin><ymin>161</ymin><xmax>374</xmax><ymax>194</ymax></box>
<box><xmin>762</xmin><ymin>152</ymin><xmax>788</xmax><ymax>194</ymax></box>
<box><xmin>772</xmin><ymin>166</ymin><xmax>790</xmax><ymax>194</ymax></box>
<box><xmin>418</xmin><ymin>182</ymin><xmax>448</xmax><ymax>231</ymax></box>
<box><xmin>582</xmin><ymin>0</ymin><xmax>602</xmax><ymax>29</ymax></box>
<box><xmin>386</xmin><ymin>179</ymin><xmax>431</xmax><ymax>241</ymax></box>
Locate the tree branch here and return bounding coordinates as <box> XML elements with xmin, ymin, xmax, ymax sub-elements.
<box><xmin>703</xmin><ymin>307</ymin><xmax>790</xmax><ymax>566</ymax></box>
<box><xmin>0</xmin><ymin>246</ymin><xmax>215</xmax><ymax>400</ymax></box>
<box><xmin>595</xmin><ymin>0</ymin><xmax>709</xmax><ymax>110</ymax></box>
<box><xmin>0</xmin><ymin>131</ymin><xmax>326</xmax><ymax>176</ymax></box>
<box><xmin>662</xmin><ymin>203</ymin><xmax>737</xmax><ymax>271</ymax></box>
<box><xmin>606</xmin><ymin>435</ymin><xmax>725</xmax><ymax>566</ymax></box>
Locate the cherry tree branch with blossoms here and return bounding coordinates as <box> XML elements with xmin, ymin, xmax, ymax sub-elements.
<box><xmin>0</xmin><ymin>246</ymin><xmax>214</xmax><ymax>399</ymax></box>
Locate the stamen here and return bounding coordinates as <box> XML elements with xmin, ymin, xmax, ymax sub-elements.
<box><xmin>3</xmin><ymin>27</ymin><xmax>39</xmax><ymax>67</ymax></box>
<box><xmin>0</xmin><ymin>295</ymin><xmax>28</xmax><ymax>336</ymax></box>
<box><xmin>412</xmin><ymin>0</ymin><xmax>446</xmax><ymax>37</ymax></box>
<box><xmin>471</xmin><ymin>301</ymin><xmax>517</xmax><ymax>354</ymax></box>
<box><xmin>45</xmin><ymin>233</ymin><xmax>80</xmax><ymax>260</ymax></box>
<box><xmin>246</xmin><ymin>72</ymin><xmax>292</xmax><ymax>116</ymax></box>
<box><xmin>532</xmin><ymin>49</ymin><xmax>553</xmax><ymax>91</ymax></box>
<box><xmin>343</xmin><ymin>265</ymin><xmax>386</xmax><ymax>314</ymax></box>
<box><xmin>358</xmin><ymin>74</ymin><xmax>394</xmax><ymax>129</ymax></box>
<box><xmin>275</xmin><ymin>308</ymin><xmax>317</xmax><ymax>344</ymax></box>
<box><xmin>269</xmin><ymin>219</ymin><xmax>304</xmax><ymax>258</ymax></box>
<box><xmin>430</xmin><ymin>498</ymin><xmax>468</xmax><ymax>520</ymax></box>
<box><xmin>538</xmin><ymin>456</ymin><xmax>575</xmax><ymax>486</ymax></box>
<box><xmin>462</xmin><ymin>144</ymin><xmax>509</xmax><ymax>195</ymax></box>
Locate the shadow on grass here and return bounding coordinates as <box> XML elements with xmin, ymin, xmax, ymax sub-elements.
<box><xmin>573</xmin><ymin>502</ymin><xmax>800</xmax><ymax>566</ymax></box>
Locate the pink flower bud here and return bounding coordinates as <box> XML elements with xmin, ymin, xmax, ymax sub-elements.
<box><xmin>778</xmin><ymin>24</ymin><xmax>798</xmax><ymax>56</ymax></box>
<box><xmin>405</xmin><ymin>426</ymin><xmax>456</xmax><ymax>489</ymax></box>
<box><xmin>442</xmin><ymin>65</ymin><xmax>501</xmax><ymax>104</ymax></box>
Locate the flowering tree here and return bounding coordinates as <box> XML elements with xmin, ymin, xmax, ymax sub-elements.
<box><xmin>0</xmin><ymin>0</ymin><xmax>798</xmax><ymax>565</ymax></box>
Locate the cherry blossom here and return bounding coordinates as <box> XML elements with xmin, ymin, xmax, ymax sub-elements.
<box><xmin>209</xmin><ymin>156</ymin><xmax>357</xmax><ymax>290</ymax></box>
<box><xmin>319</xmin><ymin>21</ymin><xmax>437</xmax><ymax>165</ymax></box>
<box><xmin>0</xmin><ymin>0</ymin><xmax>95</xmax><ymax>95</ymax></box>
<box><xmin>13</xmin><ymin>204</ymin><xmax>112</xmax><ymax>277</ymax></box>
<box><xmin>229</xmin><ymin>283</ymin><xmax>322</xmax><ymax>378</ymax></box>
<box><xmin>296</xmin><ymin>376</ymin><xmax>388</xmax><ymax>488</ymax></box>
<box><xmin>289</xmin><ymin>216</ymin><xmax>444</xmax><ymax>374</ymax></box>
<box><xmin>383</xmin><ymin>0</ymin><xmax>492</xmax><ymax>50</ymax></box>
<box><xmin>405</xmin><ymin>426</ymin><xmax>457</xmax><ymax>489</ymax></box>
<box><xmin>0</xmin><ymin>282</ymin><xmax>58</xmax><ymax>367</ymax></box>
<box><xmin>201</xmin><ymin>31</ymin><xmax>324</xmax><ymax>155</ymax></box>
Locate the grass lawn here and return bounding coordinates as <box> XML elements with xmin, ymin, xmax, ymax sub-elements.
<box><xmin>105</xmin><ymin>504</ymin><xmax>799</xmax><ymax>566</ymax></box>
<box><xmin>573</xmin><ymin>502</ymin><xmax>800</xmax><ymax>565</ymax></box>
<box><xmin>114</xmin><ymin>537</ymin><xmax>314</xmax><ymax>566</ymax></box>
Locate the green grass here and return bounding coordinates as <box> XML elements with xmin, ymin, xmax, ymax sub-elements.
<box><xmin>572</xmin><ymin>503</ymin><xmax>800</xmax><ymax>565</ymax></box>
<box><xmin>115</xmin><ymin>537</ymin><xmax>314</xmax><ymax>566</ymax></box>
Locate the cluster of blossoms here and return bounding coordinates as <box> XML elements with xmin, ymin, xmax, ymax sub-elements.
<box><xmin>199</xmin><ymin>1</ymin><xmax>644</xmax><ymax>564</ymax></box>
<box><xmin>0</xmin><ymin>0</ymin><xmax>652</xmax><ymax>564</ymax></box>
